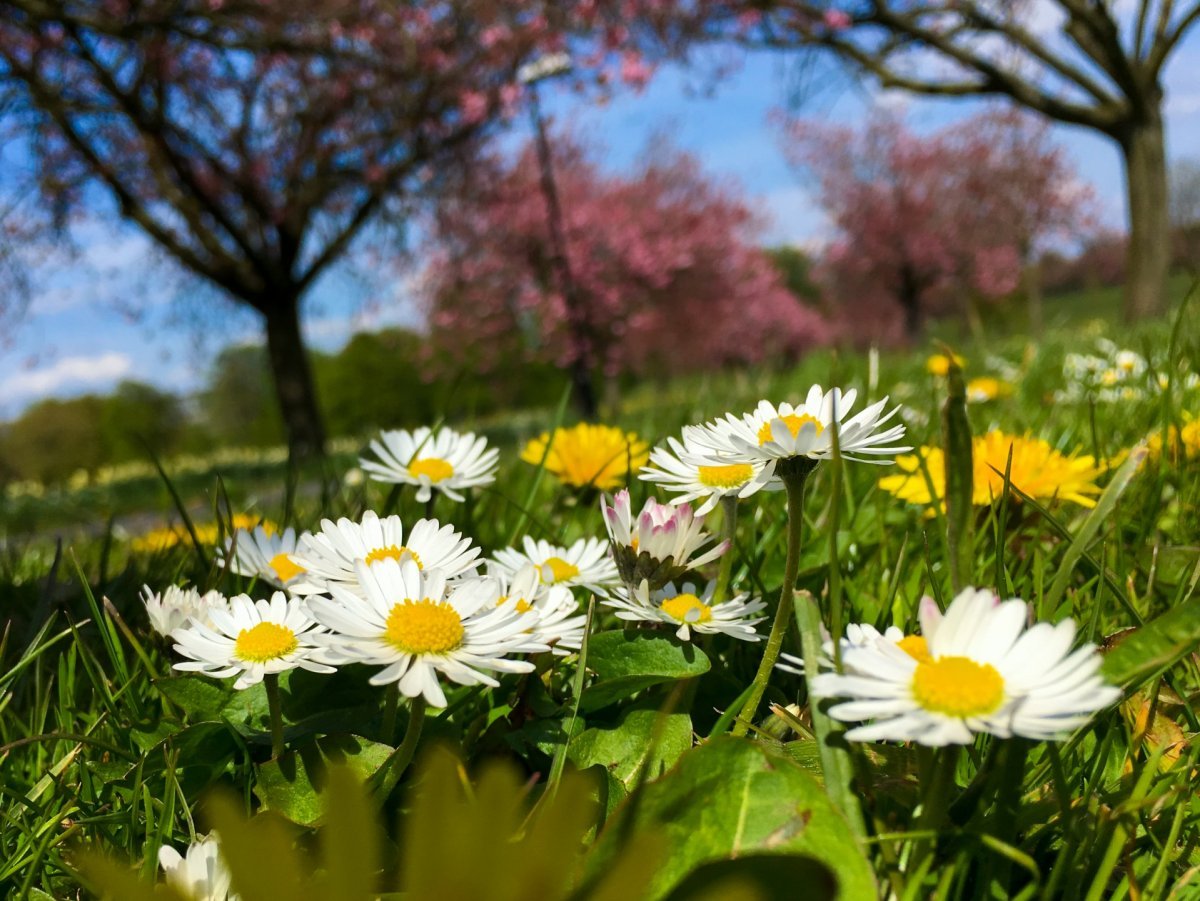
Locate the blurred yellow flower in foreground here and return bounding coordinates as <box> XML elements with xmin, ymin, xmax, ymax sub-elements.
<box><xmin>965</xmin><ymin>377</ymin><xmax>1012</xmax><ymax>403</ymax></box>
<box><xmin>879</xmin><ymin>430</ymin><xmax>1104</xmax><ymax>509</ymax></box>
<box><xmin>1145</xmin><ymin>414</ymin><xmax>1200</xmax><ymax>463</ymax></box>
<box><xmin>521</xmin><ymin>423</ymin><xmax>649</xmax><ymax>491</ymax></box>
<box><xmin>131</xmin><ymin>514</ymin><xmax>276</xmax><ymax>553</ymax></box>
<box><xmin>926</xmin><ymin>353</ymin><xmax>966</xmax><ymax>376</ymax></box>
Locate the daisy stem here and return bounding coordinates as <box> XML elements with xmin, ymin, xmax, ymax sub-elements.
<box><xmin>911</xmin><ymin>745</ymin><xmax>960</xmax><ymax>873</ymax></box>
<box><xmin>711</xmin><ymin>495</ymin><xmax>739</xmax><ymax>605</ymax></box>
<box><xmin>732</xmin><ymin>465</ymin><xmax>810</xmax><ymax>737</ymax></box>
<box><xmin>380</xmin><ymin>683</ymin><xmax>399</xmax><ymax>744</ymax></box>
<box><xmin>425</xmin><ymin>495</ymin><xmax>436</xmax><ymax>521</ymax></box>
<box><xmin>378</xmin><ymin>697</ymin><xmax>427</xmax><ymax>800</ymax></box>
<box><xmin>264</xmin><ymin>673</ymin><xmax>285</xmax><ymax>760</ymax></box>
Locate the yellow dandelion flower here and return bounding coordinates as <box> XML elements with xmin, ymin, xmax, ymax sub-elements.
<box><xmin>130</xmin><ymin>514</ymin><xmax>277</xmax><ymax>553</ymax></box>
<box><xmin>1145</xmin><ymin>414</ymin><xmax>1200</xmax><ymax>463</ymax></box>
<box><xmin>926</xmin><ymin>353</ymin><xmax>966</xmax><ymax>377</ymax></box>
<box><xmin>965</xmin><ymin>377</ymin><xmax>1013</xmax><ymax>404</ymax></box>
<box><xmin>879</xmin><ymin>430</ymin><xmax>1104</xmax><ymax>509</ymax></box>
<box><xmin>521</xmin><ymin>423</ymin><xmax>649</xmax><ymax>491</ymax></box>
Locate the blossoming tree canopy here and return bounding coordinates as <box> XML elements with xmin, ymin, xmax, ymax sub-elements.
<box><xmin>423</xmin><ymin>131</ymin><xmax>830</xmax><ymax>384</ymax></box>
<box><xmin>0</xmin><ymin>0</ymin><xmax>692</xmax><ymax>459</ymax></box>
<box><xmin>779</xmin><ymin>108</ymin><xmax>1094</xmax><ymax>341</ymax></box>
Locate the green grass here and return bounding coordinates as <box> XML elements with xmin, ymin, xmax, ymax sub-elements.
<box><xmin>2</xmin><ymin>296</ymin><xmax>1200</xmax><ymax>899</ymax></box>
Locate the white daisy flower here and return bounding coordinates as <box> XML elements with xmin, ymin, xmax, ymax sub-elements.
<box><xmin>478</xmin><ymin>564</ymin><xmax>587</xmax><ymax>654</ymax></box>
<box><xmin>639</xmin><ymin>428</ymin><xmax>777</xmax><ymax>515</ymax></box>
<box><xmin>693</xmin><ymin>387</ymin><xmax>910</xmax><ymax>465</ymax></box>
<box><xmin>600</xmin><ymin>489</ymin><xmax>729</xmax><ymax>590</ymax></box>
<box><xmin>776</xmin><ymin>622</ymin><xmax>908</xmax><ymax>676</ymax></box>
<box><xmin>158</xmin><ymin>833</ymin><xmax>237</xmax><ymax>901</ymax></box>
<box><xmin>289</xmin><ymin>511</ymin><xmax>481</xmax><ymax>596</ymax></box>
<box><xmin>217</xmin><ymin>525</ymin><xmax>307</xmax><ymax>591</ymax></box>
<box><xmin>142</xmin><ymin>584</ymin><xmax>228</xmax><ymax>638</ymax></box>
<box><xmin>171</xmin><ymin>592</ymin><xmax>336</xmax><ymax>690</ymax></box>
<box><xmin>490</xmin><ymin>536</ymin><xmax>620</xmax><ymax>597</ymax></box>
<box><xmin>811</xmin><ymin>587</ymin><xmax>1122</xmax><ymax>746</ymax></box>
<box><xmin>360</xmin><ymin>426</ymin><xmax>499</xmax><ymax>503</ymax></box>
<box><xmin>603</xmin><ymin>579</ymin><xmax>766</xmax><ymax>642</ymax></box>
<box><xmin>306</xmin><ymin>559</ymin><xmax>544</xmax><ymax>707</ymax></box>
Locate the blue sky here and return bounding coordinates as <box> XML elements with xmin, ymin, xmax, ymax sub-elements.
<box><xmin>4</xmin><ymin>30</ymin><xmax>1200</xmax><ymax>419</ymax></box>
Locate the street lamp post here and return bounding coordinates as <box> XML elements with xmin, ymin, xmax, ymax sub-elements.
<box><xmin>518</xmin><ymin>53</ymin><xmax>598</xmax><ymax>419</ymax></box>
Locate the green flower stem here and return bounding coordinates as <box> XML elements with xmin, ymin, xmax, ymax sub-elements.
<box><xmin>732</xmin><ymin>463</ymin><xmax>811</xmax><ymax>737</ymax></box>
<box><xmin>377</xmin><ymin>697</ymin><xmax>427</xmax><ymax>801</ymax></box>
<box><xmin>910</xmin><ymin>745</ymin><xmax>960</xmax><ymax>876</ymax></box>
<box><xmin>264</xmin><ymin>673</ymin><xmax>285</xmax><ymax>760</ymax></box>
<box><xmin>711</xmin><ymin>495</ymin><xmax>739</xmax><ymax>605</ymax></box>
<box><xmin>380</xmin><ymin>683</ymin><xmax>399</xmax><ymax>744</ymax></box>
<box><xmin>424</xmin><ymin>494</ymin><xmax>437</xmax><ymax>522</ymax></box>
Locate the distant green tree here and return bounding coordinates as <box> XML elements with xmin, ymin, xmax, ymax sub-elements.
<box><xmin>766</xmin><ymin>245</ymin><xmax>822</xmax><ymax>308</ymax></box>
<box><xmin>201</xmin><ymin>345</ymin><xmax>286</xmax><ymax>448</ymax></box>
<box><xmin>317</xmin><ymin>330</ymin><xmax>435</xmax><ymax>437</ymax></box>
<box><xmin>0</xmin><ymin>395</ymin><xmax>106</xmax><ymax>483</ymax></box>
<box><xmin>99</xmin><ymin>382</ymin><xmax>186</xmax><ymax>463</ymax></box>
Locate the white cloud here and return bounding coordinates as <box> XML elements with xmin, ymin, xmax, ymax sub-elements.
<box><xmin>1</xmin><ymin>352</ymin><xmax>134</xmax><ymax>403</ymax></box>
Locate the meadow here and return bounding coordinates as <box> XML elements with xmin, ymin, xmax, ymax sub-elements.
<box><xmin>1</xmin><ymin>294</ymin><xmax>1199</xmax><ymax>900</ymax></box>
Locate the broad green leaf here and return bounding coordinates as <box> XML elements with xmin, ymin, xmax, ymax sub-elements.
<box><xmin>584</xmin><ymin>737</ymin><xmax>874</xmax><ymax>901</ymax></box>
<box><xmin>583</xmin><ymin>630</ymin><xmax>710</xmax><ymax>711</ymax></box>
<box><xmin>254</xmin><ymin>734</ymin><xmax>393</xmax><ymax>826</ymax></box>
<box><xmin>1101</xmin><ymin>597</ymin><xmax>1200</xmax><ymax>688</ymax></box>
<box><xmin>569</xmin><ymin>704</ymin><xmax>693</xmax><ymax>792</ymax></box>
<box><xmin>155</xmin><ymin>675</ymin><xmax>230</xmax><ymax>722</ymax></box>
<box><xmin>665</xmin><ymin>853</ymin><xmax>837</xmax><ymax>901</ymax></box>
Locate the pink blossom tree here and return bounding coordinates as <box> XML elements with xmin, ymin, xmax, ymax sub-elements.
<box><xmin>423</xmin><ymin>132</ymin><xmax>830</xmax><ymax>395</ymax></box>
<box><xmin>0</xmin><ymin>1</ymin><xmax>684</xmax><ymax>457</ymax></box>
<box><xmin>781</xmin><ymin>108</ymin><xmax>1094</xmax><ymax>342</ymax></box>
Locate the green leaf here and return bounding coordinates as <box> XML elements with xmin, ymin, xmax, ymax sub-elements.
<box><xmin>664</xmin><ymin>853</ymin><xmax>837</xmax><ymax>901</ymax></box>
<box><xmin>77</xmin><ymin>853</ymin><xmax>187</xmax><ymax>901</ymax></box>
<box><xmin>795</xmin><ymin>591</ymin><xmax>865</xmax><ymax>839</ymax></box>
<box><xmin>569</xmin><ymin>704</ymin><xmax>693</xmax><ymax>792</ymax></box>
<box><xmin>583</xmin><ymin>630</ymin><xmax>710</xmax><ymax>712</ymax></box>
<box><xmin>317</xmin><ymin>767</ymin><xmax>381</xmax><ymax>901</ymax></box>
<box><xmin>1042</xmin><ymin>443</ymin><xmax>1147</xmax><ymax>613</ymax></box>
<box><xmin>254</xmin><ymin>734</ymin><xmax>394</xmax><ymax>826</ymax></box>
<box><xmin>155</xmin><ymin>675</ymin><xmax>230</xmax><ymax>722</ymax></box>
<box><xmin>139</xmin><ymin>722</ymin><xmax>241</xmax><ymax>795</ymax></box>
<box><xmin>584</xmin><ymin>737</ymin><xmax>874</xmax><ymax>901</ymax></box>
<box><xmin>941</xmin><ymin>351</ymin><xmax>974</xmax><ymax>594</ymax></box>
<box><xmin>1101</xmin><ymin>597</ymin><xmax>1200</xmax><ymax>688</ymax></box>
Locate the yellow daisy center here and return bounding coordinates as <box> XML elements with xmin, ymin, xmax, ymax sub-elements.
<box><xmin>385</xmin><ymin>599</ymin><xmax>464</xmax><ymax>654</ymax></box>
<box><xmin>364</xmin><ymin>545</ymin><xmax>423</xmax><ymax>568</ymax></box>
<box><xmin>496</xmin><ymin>594</ymin><xmax>534</xmax><ymax>614</ymax></box>
<box><xmin>911</xmin><ymin>656</ymin><xmax>1005</xmax><ymax>718</ymax></box>
<box><xmin>660</xmin><ymin>593</ymin><xmax>713</xmax><ymax>625</ymax></box>
<box><xmin>233</xmin><ymin>622</ymin><xmax>299</xmax><ymax>663</ymax></box>
<box><xmin>408</xmin><ymin>457</ymin><xmax>454</xmax><ymax>483</ymax></box>
<box><xmin>542</xmin><ymin>556</ymin><xmax>580</xmax><ymax>583</ymax></box>
<box><xmin>757</xmin><ymin>413</ymin><xmax>825</xmax><ymax>445</ymax></box>
<box><xmin>697</xmin><ymin>463</ymin><xmax>754</xmax><ymax>488</ymax></box>
<box><xmin>268</xmin><ymin>552</ymin><xmax>305</xmax><ymax>583</ymax></box>
<box><xmin>895</xmin><ymin>635</ymin><xmax>931</xmax><ymax>663</ymax></box>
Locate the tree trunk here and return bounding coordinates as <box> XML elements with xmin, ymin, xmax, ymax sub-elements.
<box><xmin>1120</xmin><ymin>106</ymin><xmax>1170</xmax><ymax>321</ymax></box>
<box><xmin>263</xmin><ymin>298</ymin><xmax>326</xmax><ymax>462</ymax></box>
<box><xmin>897</xmin><ymin>265</ymin><xmax>923</xmax><ymax>342</ymax></box>
<box><xmin>1024</xmin><ymin>256</ymin><xmax>1043</xmax><ymax>337</ymax></box>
